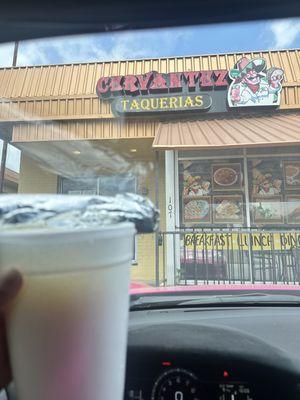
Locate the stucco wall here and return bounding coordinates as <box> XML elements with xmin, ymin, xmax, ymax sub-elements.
<box><xmin>18</xmin><ymin>154</ymin><xmax>58</xmax><ymax>194</ymax></box>
<box><xmin>131</xmin><ymin>153</ymin><xmax>166</xmax><ymax>285</ymax></box>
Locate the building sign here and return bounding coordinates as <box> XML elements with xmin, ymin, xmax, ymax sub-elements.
<box><xmin>96</xmin><ymin>58</ymin><xmax>284</xmax><ymax>115</ymax></box>
<box><xmin>96</xmin><ymin>70</ymin><xmax>228</xmax><ymax>97</ymax></box>
<box><xmin>228</xmin><ymin>57</ymin><xmax>284</xmax><ymax>108</ymax></box>
<box><xmin>96</xmin><ymin>69</ymin><xmax>228</xmax><ymax>115</ymax></box>
<box><xmin>113</xmin><ymin>94</ymin><xmax>212</xmax><ymax>114</ymax></box>
<box><xmin>184</xmin><ymin>231</ymin><xmax>298</xmax><ymax>251</ymax></box>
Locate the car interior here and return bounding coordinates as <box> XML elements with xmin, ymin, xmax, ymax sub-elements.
<box><xmin>126</xmin><ymin>292</ymin><xmax>300</xmax><ymax>399</ymax></box>
<box><xmin>1</xmin><ymin>1</ymin><xmax>300</xmax><ymax>400</ymax></box>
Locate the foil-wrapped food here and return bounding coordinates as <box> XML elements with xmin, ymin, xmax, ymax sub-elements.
<box><xmin>0</xmin><ymin>193</ymin><xmax>159</xmax><ymax>233</ymax></box>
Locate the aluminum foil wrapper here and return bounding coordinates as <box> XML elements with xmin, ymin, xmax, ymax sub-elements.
<box><xmin>0</xmin><ymin>193</ymin><xmax>160</xmax><ymax>233</ymax></box>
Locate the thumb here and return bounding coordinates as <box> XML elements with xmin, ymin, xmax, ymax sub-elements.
<box><xmin>0</xmin><ymin>270</ymin><xmax>23</xmax><ymax>309</ymax></box>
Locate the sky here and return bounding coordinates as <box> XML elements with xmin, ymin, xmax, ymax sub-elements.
<box><xmin>1</xmin><ymin>17</ymin><xmax>300</xmax><ymax>172</ymax></box>
<box><xmin>0</xmin><ymin>18</ymin><xmax>299</xmax><ymax>67</ymax></box>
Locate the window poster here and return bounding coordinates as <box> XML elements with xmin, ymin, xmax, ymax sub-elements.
<box><xmin>283</xmin><ymin>161</ymin><xmax>300</xmax><ymax>190</ymax></box>
<box><xmin>180</xmin><ymin>156</ymin><xmax>300</xmax><ymax>228</ymax></box>
<box><xmin>286</xmin><ymin>195</ymin><xmax>300</xmax><ymax>224</ymax></box>
<box><xmin>181</xmin><ymin>160</ymin><xmax>211</xmax><ymax>197</ymax></box>
<box><xmin>212</xmin><ymin>163</ymin><xmax>242</xmax><ymax>191</ymax></box>
<box><xmin>249</xmin><ymin>159</ymin><xmax>283</xmax><ymax>197</ymax></box>
<box><xmin>252</xmin><ymin>196</ymin><xmax>284</xmax><ymax>224</ymax></box>
<box><xmin>213</xmin><ymin>195</ymin><xmax>244</xmax><ymax>224</ymax></box>
<box><xmin>183</xmin><ymin>196</ymin><xmax>211</xmax><ymax>224</ymax></box>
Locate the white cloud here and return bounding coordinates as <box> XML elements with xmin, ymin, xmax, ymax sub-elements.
<box><xmin>0</xmin><ymin>27</ymin><xmax>192</xmax><ymax>67</ymax></box>
<box><xmin>0</xmin><ymin>28</ymin><xmax>191</xmax><ymax>174</ymax></box>
<box><xmin>17</xmin><ymin>41</ymin><xmax>53</xmax><ymax>66</ymax></box>
<box><xmin>268</xmin><ymin>18</ymin><xmax>300</xmax><ymax>49</ymax></box>
<box><xmin>0</xmin><ymin>43</ymin><xmax>14</xmax><ymax>67</ymax></box>
<box><xmin>0</xmin><ymin>28</ymin><xmax>191</xmax><ymax>175</ymax></box>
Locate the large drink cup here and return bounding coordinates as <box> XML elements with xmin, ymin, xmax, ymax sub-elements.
<box><xmin>0</xmin><ymin>222</ymin><xmax>136</xmax><ymax>400</ymax></box>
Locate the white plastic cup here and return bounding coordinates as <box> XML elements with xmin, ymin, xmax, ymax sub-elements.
<box><xmin>0</xmin><ymin>222</ymin><xmax>136</xmax><ymax>400</ymax></box>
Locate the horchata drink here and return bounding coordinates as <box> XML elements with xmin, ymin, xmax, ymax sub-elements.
<box><xmin>0</xmin><ymin>222</ymin><xmax>136</xmax><ymax>400</ymax></box>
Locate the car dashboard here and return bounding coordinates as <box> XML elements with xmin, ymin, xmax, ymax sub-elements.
<box><xmin>125</xmin><ymin>306</ymin><xmax>300</xmax><ymax>399</ymax></box>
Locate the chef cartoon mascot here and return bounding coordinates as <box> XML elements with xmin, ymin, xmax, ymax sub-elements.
<box><xmin>228</xmin><ymin>57</ymin><xmax>271</xmax><ymax>107</ymax></box>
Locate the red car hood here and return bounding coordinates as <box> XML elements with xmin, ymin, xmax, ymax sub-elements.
<box><xmin>130</xmin><ymin>282</ymin><xmax>300</xmax><ymax>295</ymax></box>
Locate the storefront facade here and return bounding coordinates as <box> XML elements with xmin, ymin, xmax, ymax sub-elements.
<box><xmin>0</xmin><ymin>49</ymin><xmax>300</xmax><ymax>285</ymax></box>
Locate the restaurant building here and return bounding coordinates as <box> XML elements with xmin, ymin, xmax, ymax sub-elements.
<box><xmin>0</xmin><ymin>49</ymin><xmax>300</xmax><ymax>285</ymax></box>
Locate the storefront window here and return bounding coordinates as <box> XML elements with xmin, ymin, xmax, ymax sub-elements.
<box><xmin>59</xmin><ymin>173</ymin><xmax>138</xmax><ymax>262</ymax></box>
<box><xmin>60</xmin><ymin>177</ymin><xmax>98</xmax><ymax>195</ymax></box>
<box><xmin>179</xmin><ymin>149</ymin><xmax>300</xmax><ymax>229</ymax></box>
<box><xmin>248</xmin><ymin>158</ymin><xmax>283</xmax><ymax>226</ymax></box>
<box><xmin>248</xmin><ymin>157</ymin><xmax>300</xmax><ymax>226</ymax></box>
<box><xmin>179</xmin><ymin>158</ymin><xmax>245</xmax><ymax>227</ymax></box>
<box><xmin>60</xmin><ymin>173</ymin><xmax>136</xmax><ymax>196</ymax></box>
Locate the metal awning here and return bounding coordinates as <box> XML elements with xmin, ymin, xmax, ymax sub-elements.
<box><xmin>152</xmin><ymin>112</ymin><xmax>300</xmax><ymax>149</ymax></box>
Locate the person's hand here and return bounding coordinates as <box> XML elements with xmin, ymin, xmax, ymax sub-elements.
<box><xmin>0</xmin><ymin>270</ymin><xmax>23</xmax><ymax>389</ymax></box>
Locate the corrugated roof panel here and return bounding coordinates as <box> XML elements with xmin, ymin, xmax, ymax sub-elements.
<box><xmin>182</xmin><ymin>57</ymin><xmax>191</xmax><ymax>72</ymax></box>
<box><xmin>34</xmin><ymin>67</ymin><xmax>44</xmax><ymax>97</ymax></box>
<box><xmin>0</xmin><ymin>69</ymin><xmax>8</xmax><ymax>96</ymax></box>
<box><xmin>109</xmin><ymin>61</ymin><xmax>118</xmax><ymax>76</ymax></box>
<box><xmin>35</xmin><ymin>66</ymin><xmax>47</xmax><ymax>97</ymax></box>
<box><xmin>0</xmin><ymin>102</ymin><xmax>7</xmax><ymax>119</ymax></box>
<box><xmin>47</xmin><ymin>66</ymin><xmax>56</xmax><ymax>96</ymax></box>
<box><xmin>26</xmin><ymin>67</ymin><xmax>39</xmax><ymax>97</ymax></box>
<box><xmin>84</xmin><ymin>63</ymin><xmax>93</xmax><ymax>95</ymax></box>
<box><xmin>20</xmin><ymin>67</ymin><xmax>32</xmax><ymax>97</ymax></box>
<box><xmin>10</xmin><ymin>68</ymin><xmax>22</xmax><ymax>98</ymax></box>
<box><xmin>53</xmin><ymin>66</ymin><xmax>62</xmax><ymax>95</ymax></box>
<box><xmin>75</xmin><ymin>63</ymin><xmax>86</xmax><ymax>95</ymax></box>
<box><xmin>286</xmin><ymin>51</ymin><xmax>297</xmax><ymax>82</ymax></box>
<box><xmin>0</xmin><ymin>49</ymin><xmax>297</xmax><ymax>124</ymax></box>
<box><xmin>66</xmin><ymin>65</ymin><xmax>75</xmax><ymax>95</ymax></box>
<box><xmin>12</xmin><ymin>120</ymin><xmax>158</xmax><ymax>142</ymax></box>
<box><xmin>0</xmin><ymin>49</ymin><xmax>298</xmax><ymax>100</ymax></box>
<box><xmin>153</xmin><ymin>113</ymin><xmax>300</xmax><ymax>149</ymax></box>
<box><xmin>58</xmin><ymin>65</ymin><xmax>67</xmax><ymax>96</ymax></box>
<box><xmin>51</xmin><ymin>100</ymin><xmax>58</xmax><ymax>117</ymax></box>
<box><xmin>43</xmin><ymin>100</ymin><xmax>50</xmax><ymax>115</ymax></box>
<box><xmin>1</xmin><ymin>93</ymin><xmax>299</xmax><ymax>123</ymax></box>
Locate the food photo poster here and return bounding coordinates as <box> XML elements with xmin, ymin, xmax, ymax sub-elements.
<box><xmin>212</xmin><ymin>163</ymin><xmax>242</xmax><ymax>191</ymax></box>
<box><xmin>286</xmin><ymin>195</ymin><xmax>300</xmax><ymax>224</ymax></box>
<box><xmin>183</xmin><ymin>196</ymin><xmax>212</xmax><ymax>224</ymax></box>
<box><xmin>252</xmin><ymin>197</ymin><xmax>284</xmax><ymax>224</ymax></box>
<box><xmin>284</xmin><ymin>161</ymin><xmax>300</xmax><ymax>190</ymax></box>
<box><xmin>213</xmin><ymin>195</ymin><xmax>244</xmax><ymax>224</ymax></box>
<box><xmin>250</xmin><ymin>159</ymin><xmax>283</xmax><ymax>197</ymax></box>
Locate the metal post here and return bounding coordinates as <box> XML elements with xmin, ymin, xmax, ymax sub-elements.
<box><xmin>154</xmin><ymin>150</ymin><xmax>160</xmax><ymax>286</ymax></box>
<box><xmin>165</xmin><ymin>150</ymin><xmax>176</xmax><ymax>285</ymax></box>
<box><xmin>0</xmin><ymin>140</ymin><xmax>8</xmax><ymax>193</ymax></box>
<box><xmin>12</xmin><ymin>41</ymin><xmax>19</xmax><ymax>67</ymax></box>
<box><xmin>173</xmin><ymin>151</ymin><xmax>181</xmax><ymax>283</ymax></box>
<box><xmin>0</xmin><ymin>42</ymin><xmax>19</xmax><ymax>193</ymax></box>
<box><xmin>243</xmin><ymin>149</ymin><xmax>254</xmax><ymax>282</ymax></box>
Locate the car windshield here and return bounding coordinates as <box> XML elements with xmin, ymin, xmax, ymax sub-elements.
<box><xmin>1</xmin><ymin>19</ymin><xmax>300</xmax><ymax>299</ymax></box>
